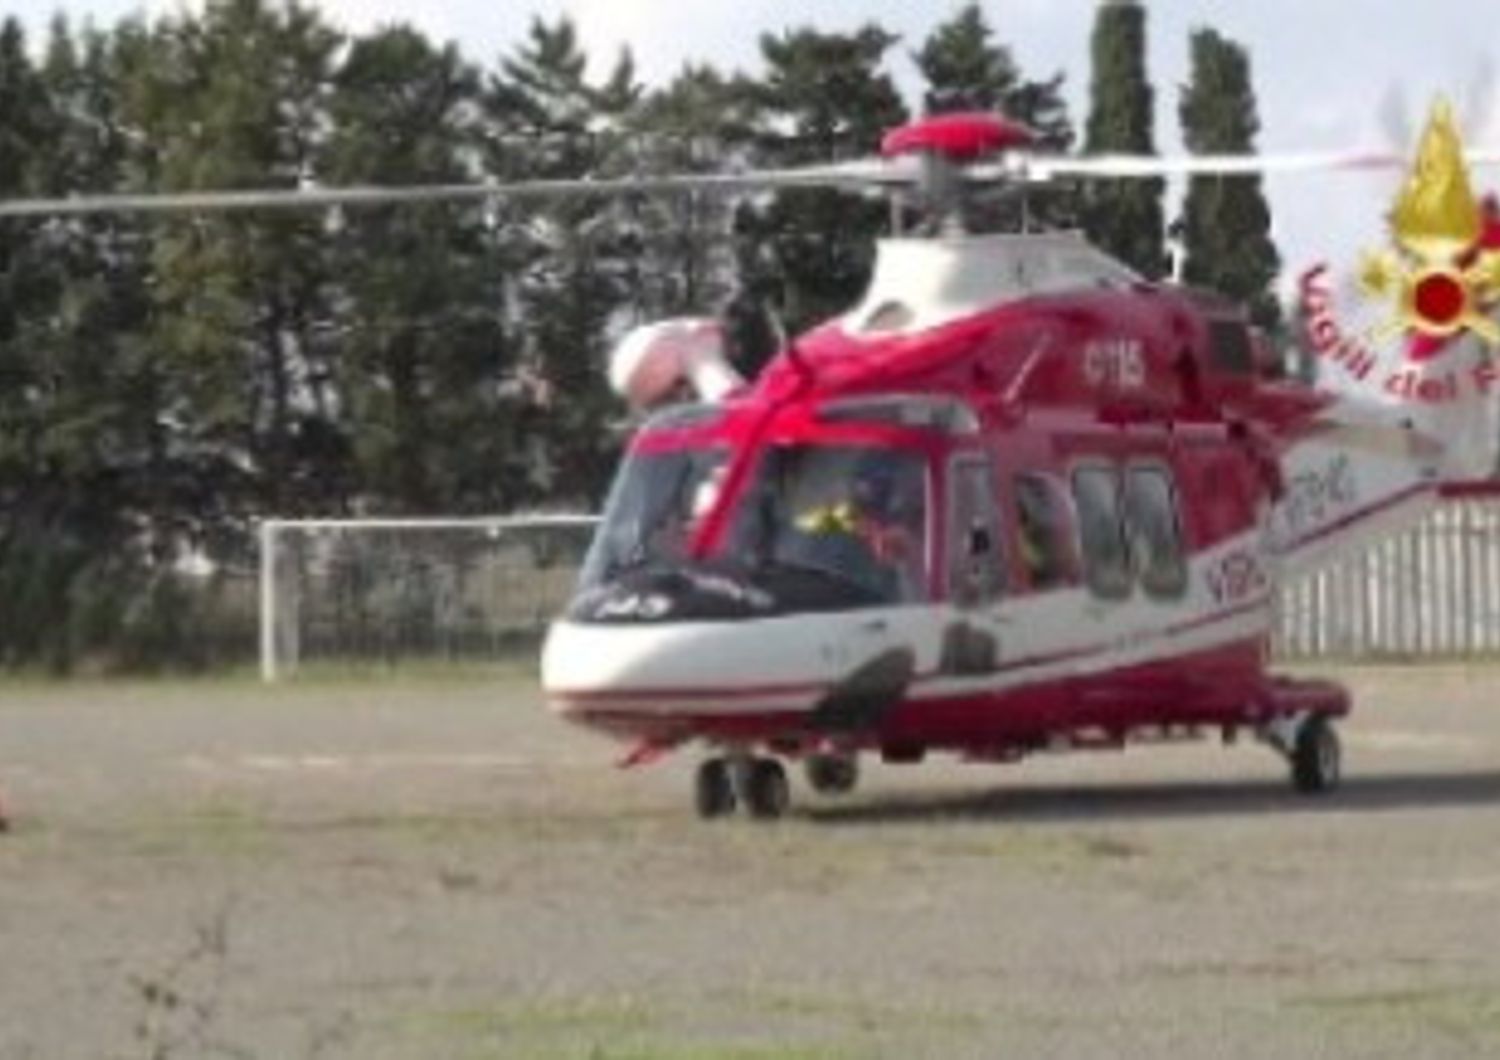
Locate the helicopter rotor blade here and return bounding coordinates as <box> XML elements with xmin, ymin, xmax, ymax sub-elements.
<box><xmin>0</xmin><ymin>157</ymin><xmax>919</xmax><ymax>219</ymax></box>
<box><xmin>1021</xmin><ymin>151</ymin><xmax>1419</xmax><ymax>181</ymax></box>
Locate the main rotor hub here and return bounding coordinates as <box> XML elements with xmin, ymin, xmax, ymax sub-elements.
<box><xmin>879</xmin><ymin>114</ymin><xmax>1034</xmax><ymax>233</ymax></box>
<box><xmin>880</xmin><ymin>113</ymin><xmax>1034</xmax><ymax>162</ymax></box>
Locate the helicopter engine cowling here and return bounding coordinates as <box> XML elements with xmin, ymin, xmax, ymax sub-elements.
<box><xmin>608</xmin><ymin>318</ymin><xmax>745</xmax><ymax>411</ymax></box>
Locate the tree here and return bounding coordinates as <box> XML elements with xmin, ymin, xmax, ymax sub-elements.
<box><xmin>326</xmin><ymin>26</ymin><xmax>517</xmax><ymax>512</ymax></box>
<box><xmin>0</xmin><ymin>16</ymin><xmax>70</xmax><ymax>667</ymax></box>
<box><xmin>747</xmin><ymin>25</ymin><xmax>909</xmax><ymax>332</ymax></box>
<box><xmin>915</xmin><ymin>3</ymin><xmax>1018</xmax><ymax>115</ymax></box>
<box><xmin>626</xmin><ymin>65</ymin><xmax>750</xmax><ymax>322</ymax></box>
<box><xmin>1177</xmin><ymin>28</ymin><xmax>1281</xmax><ymax>329</ymax></box>
<box><xmin>1083</xmin><ymin>0</ymin><xmax>1168</xmax><ymax>278</ymax></box>
<box><xmin>485</xmin><ymin>16</ymin><xmax>642</xmax><ymax>505</ymax></box>
<box><xmin>118</xmin><ymin>0</ymin><xmax>343</xmax><ymax>535</ymax></box>
<box><xmin>914</xmin><ymin>3</ymin><xmax>1078</xmax><ymax>231</ymax></box>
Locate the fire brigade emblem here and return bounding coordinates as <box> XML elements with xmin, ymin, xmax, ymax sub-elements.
<box><xmin>1357</xmin><ymin>98</ymin><xmax>1500</xmax><ymax>350</ymax></box>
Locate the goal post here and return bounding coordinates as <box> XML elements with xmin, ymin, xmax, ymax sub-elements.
<box><xmin>259</xmin><ymin>514</ymin><xmax>598</xmax><ymax>682</ymax></box>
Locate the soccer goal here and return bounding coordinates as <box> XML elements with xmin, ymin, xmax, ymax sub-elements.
<box><xmin>258</xmin><ymin>515</ymin><xmax>598</xmax><ymax>681</ymax></box>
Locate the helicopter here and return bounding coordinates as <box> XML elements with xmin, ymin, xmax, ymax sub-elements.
<box><xmin>538</xmin><ymin>107</ymin><xmax>1500</xmax><ymax>820</ymax></box>
<box><xmin>5</xmin><ymin>105</ymin><xmax>1498</xmax><ymax>822</ymax></box>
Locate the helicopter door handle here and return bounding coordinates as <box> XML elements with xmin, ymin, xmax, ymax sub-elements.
<box><xmin>857</xmin><ymin>619</ymin><xmax>889</xmax><ymax>634</ymax></box>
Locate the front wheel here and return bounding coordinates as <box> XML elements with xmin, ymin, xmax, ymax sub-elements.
<box><xmin>1291</xmin><ymin>716</ymin><xmax>1341</xmax><ymax>795</ymax></box>
<box><xmin>694</xmin><ymin>758</ymin><xmax>736</xmax><ymax>818</ymax></box>
<box><xmin>742</xmin><ymin>759</ymin><xmax>790</xmax><ymax>821</ymax></box>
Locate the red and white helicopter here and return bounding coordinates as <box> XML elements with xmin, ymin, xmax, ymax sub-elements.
<box><xmin>7</xmin><ymin>103</ymin><xmax>1499</xmax><ymax>823</ymax></box>
<box><xmin>535</xmin><ymin>108</ymin><xmax>1500</xmax><ymax>819</ymax></box>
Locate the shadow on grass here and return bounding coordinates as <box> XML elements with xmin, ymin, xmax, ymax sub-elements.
<box><xmin>804</xmin><ymin>770</ymin><xmax>1500</xmax><ymax>827</ymax></box>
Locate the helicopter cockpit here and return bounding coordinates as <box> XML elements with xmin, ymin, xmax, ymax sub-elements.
<box><xmin>569</xmin><ymin>396</ymin><xmax>981</xmax><ymax>625</ymax></box>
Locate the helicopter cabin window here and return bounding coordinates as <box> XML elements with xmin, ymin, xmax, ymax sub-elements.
<box><xmin>947</xmin><ymin>456</ymin><xmax>1003</xmax><ymax>606</ymax></box>
<box><xmin>1122</xmin><ymin>465</ymin><xmax>1189</xmax><ymax>599</ymax></box>
<box><xmin>1071</xmin><ymin>465</ymin><xmax>1132</xmax><ymax>600</ymax></box>
<box><xmin>579</xmin><ymin>447</ymin><xmax>731</xmax><ymax>589</ymax></box>
<box><xmin>730</xmin><ymin>445</ymin><xmax>929</xmax><ymax>606</ymax></box>
<box><xmin>1014</xmin><ymin>474</ymin><xmax>1071</xmax><ymax>591</ymax></box>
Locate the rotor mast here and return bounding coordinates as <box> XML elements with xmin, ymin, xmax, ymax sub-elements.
<box><xmin>878</xmin><ymin>112</ymin><xmax>1036</xmax><ymax>234</ymax></box>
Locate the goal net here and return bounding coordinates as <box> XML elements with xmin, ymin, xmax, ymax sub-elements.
<box><xmin>258</xmin><ymin>515</ymin><xmax>597</xmax><ymax>680</ymax></box>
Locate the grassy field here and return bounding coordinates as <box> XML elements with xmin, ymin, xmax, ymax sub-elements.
<box><xmin>2</xmin><ymin>666</ymin><xmax>1500</xmax><ymax>1058</ymax></box>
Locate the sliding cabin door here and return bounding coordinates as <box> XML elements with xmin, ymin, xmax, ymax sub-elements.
<box><xmin>1062</xmin><ymin>457</ymin><xmax>1193</xmax><ymax>727</ymax></box>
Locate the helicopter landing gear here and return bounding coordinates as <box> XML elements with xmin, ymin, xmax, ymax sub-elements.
<box><xmin>1263</xmin><ymin>712</ymin><xmax>1342</xmax><ymax>795</ymax></box>
<box><xmin>1290</xmin><ymin>715</ymin><xmax>1342</xmax><ymax>795</ymax></box>
<box><xmin>804</xmin><ymin>752</ymin><xmax>859</xmax><ymax>797</ymax></box>
<box><xmin>694</xmin><ymin>755</ymin><xmax>790</xmax><ymax>820</ymax></box>
<box><xmin>694</xmin><ymin>758</ymin><xmax>736</xmax><ymax>819</ymax></box>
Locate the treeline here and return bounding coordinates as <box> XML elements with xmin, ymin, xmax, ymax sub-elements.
<box><xmin>0</xmin><ymin>0</ymin><xmax>1277</xmax><ymax>670</ymax></box>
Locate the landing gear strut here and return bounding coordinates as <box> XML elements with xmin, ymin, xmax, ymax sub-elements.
<box><xmin>694</xmin><ymin>756</ymin><xmax>790</xmax><ymax>820</ymax></box>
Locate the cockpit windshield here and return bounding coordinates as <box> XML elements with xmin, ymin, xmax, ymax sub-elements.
<box><xmin>579</xmin><ymin>447</ymin><xmax>730</xmax><ymax>589</ymax></box>
<box><xmin>729</xmin><ymin>445</ymin><xmax>928</xmax><ymax>605</ymax></box>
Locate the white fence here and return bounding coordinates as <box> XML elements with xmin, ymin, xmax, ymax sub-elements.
<box><xmin>1274</xmin><ymin>496</ymin><xmax>1500</xmax><ymax>660</ymax></box>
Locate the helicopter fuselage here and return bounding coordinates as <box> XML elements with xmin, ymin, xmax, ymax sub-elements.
<box><xmin>542</xmin><ymin>235</ymin><xmax>1358</xmax><ymax>779</ymax></box>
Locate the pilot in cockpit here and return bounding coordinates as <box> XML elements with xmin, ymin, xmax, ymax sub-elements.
<box><xmin>797</xmin><ymin>453</ymin><xmax>925</xmax><ymax>601</ymax></box>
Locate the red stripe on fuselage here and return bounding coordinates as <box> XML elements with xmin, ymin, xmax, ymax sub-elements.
<box><xmin>1279</xmin><ymin>482</ymin><xmax>1432</xmax><ymax>556</ymax></box>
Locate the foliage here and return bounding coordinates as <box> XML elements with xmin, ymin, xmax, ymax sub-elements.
<box><xmin>1177</xmin><ymin>28</ymin><xmax>1282</xmax><ymax>331</ymax></box>
<box><xmin>742</xmin><ymin>25</ymin><xmax>909</xmax><ymax>333</ymax></box>
<box><xmin>484</xmin><ymin>16</ymin><xmax>641</xmax><ymax>504</ymax></box>
<box><xmin>0</xmin><ymin>4</ymin><xmax>1287</xmax><ymax>671</ymax></box>
<box><xmin>914</xmin><ymin>2</ymin><xmax>1077</xmax><ymax>232</ymax></box>
<box><xmin>1082</xmin><ymin>0</ymin><xmax>1168</xmax><ymax>278</ymax></box>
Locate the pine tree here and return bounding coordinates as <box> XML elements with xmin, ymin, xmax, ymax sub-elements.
<box><xmin>0</xmin><ymin>16</ymin><xmax>67</xmax><ymax>666</ymax></box>
<box><xmin>326</xmin><ymin>26</ymin><xmax>516</xmax><ymax>512</ymax></box>
<box><xmin>915</xmin><ymin>3</ymin><xmax>1018</xmax><ymax>114</ymax></box>
<box><xmin>485</xmin><ymin>17</ymin><xmax>642</xmax><ymax>505</ymax></box>
<box><xmin>747</xmin><ymin>25</ymin><xmax>908</xmax><ymax>332</ymax></box>
<box><xmin>118</xmin><ymin>0</ymin><xmax>342</xmax><ymax>530</ymax></box>
<box><xmin>914</xmin><ymin>3</ymin><xmax>1077</xmax><ymax>231</ymax></box>
<box><xmin>626</xmin><ymin>65</ymin><xmax>747</xmax><ymax>321</ymax></box>
<box><xmin>1083</xmin><ymin>0</ymin><xmax>1168</xmax><ymax>278</ymax></box>
<box><xmin>1177</xmin><ymin>28</ymin><xmax>1281</xmax><ymax>329</ymax></box>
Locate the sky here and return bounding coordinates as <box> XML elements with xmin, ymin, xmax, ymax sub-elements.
<box><xmin>9</xmin><ymin>0</ymin><xmax>1500</xmax><ymax>296</ymax></box>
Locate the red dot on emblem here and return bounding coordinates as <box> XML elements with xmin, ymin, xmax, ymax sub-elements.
<box><xmin>1413</xmin><ymin>271</ymin><xmax>1467</xmax><ymax>327</ymax></box>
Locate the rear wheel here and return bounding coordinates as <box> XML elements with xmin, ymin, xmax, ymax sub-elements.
<box><xmin>1291</xmin><ymin>716</ymin><xmax>1341</xmax><ymax>795</ymax></box>
<box><xmin>694</xmin><ymin>758</ymin><xmax>736</xmax><ymax>818</ymax></box>
<box><xmin>805</xmin><ymin>753</ymin><xmax>859</xmax><ymax>796</ymax></box>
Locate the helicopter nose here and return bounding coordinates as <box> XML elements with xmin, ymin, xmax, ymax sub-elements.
<box><xmin>540</xmin><ymin>616</ymin><xmax>832</xmax><ymax>729</ymax></box>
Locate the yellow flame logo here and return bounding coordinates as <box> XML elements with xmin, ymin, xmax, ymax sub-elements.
<box><xmin>1359</xmin><ymin>98</ymin><xmax>1500</xmax><ymax>345</ymax></box>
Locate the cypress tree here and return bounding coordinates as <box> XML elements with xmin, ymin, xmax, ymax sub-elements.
<box><xmin>1177</xmin><ymin>28</ymin><xmax>1281</xmax><ymax>329</ymax></box>
<box><xmin>1083</xmin><ymin>0</ymin><xmax>1168</xmax><ymax>278</ymax></box>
